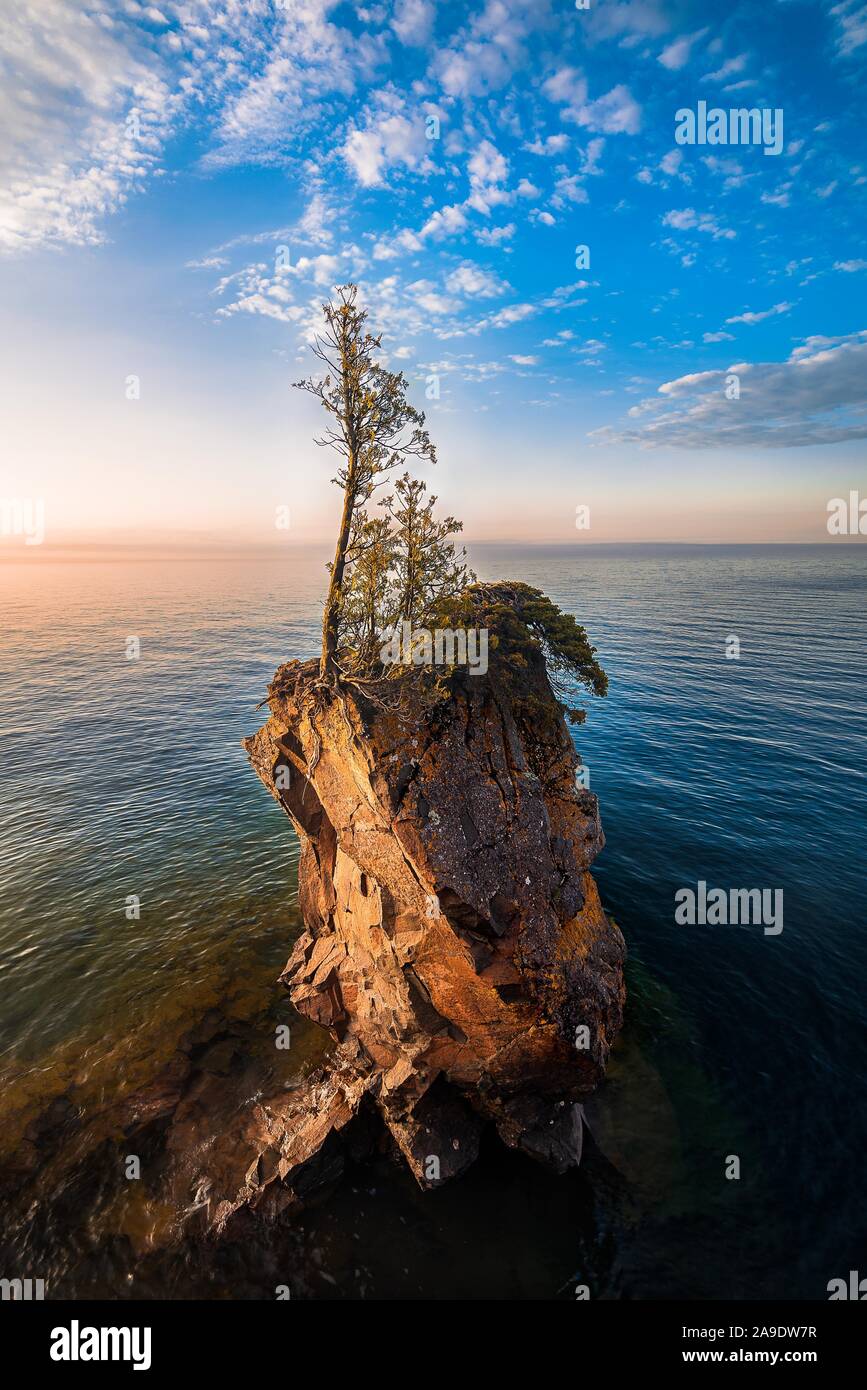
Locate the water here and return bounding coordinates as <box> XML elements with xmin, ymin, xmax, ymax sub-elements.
<box><xmin>0</xmin><ymin>543</ymin><xmax>864</xmax><ymax>1299</ymax></box>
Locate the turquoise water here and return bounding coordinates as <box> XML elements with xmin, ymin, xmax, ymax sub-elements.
<box><xmin>0</xmin><ymin>543</ymin><xmax>865</xmax><ymax>1298</ymax></box>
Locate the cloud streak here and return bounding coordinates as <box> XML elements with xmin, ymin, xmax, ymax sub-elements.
<box><xmin>592</xmin><ymin>332</ymin><xmax>867</xmax><ymax>449</ymax></box>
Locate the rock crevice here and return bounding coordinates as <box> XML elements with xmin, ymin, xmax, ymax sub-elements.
<box><xmin>226</xmin><ymin>642</ymin><xmax>625</xmax><ymax>1222</ymax></box>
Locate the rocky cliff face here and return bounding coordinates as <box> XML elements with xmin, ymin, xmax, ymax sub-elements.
<box><xmin>0</xmin><ymin>603</ymin><xmax>626</xmax><ymax>1264</ymax></box>
<box><xmin>229</xmin><ymin>627</ymin><xmax>626</xmax><ymax>1225</ymax></box>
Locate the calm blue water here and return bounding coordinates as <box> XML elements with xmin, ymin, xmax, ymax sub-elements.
<box><xmin>0</xmin><ymin>543</ymin><xmax>864</xmax><ymax>1299</ymax></box>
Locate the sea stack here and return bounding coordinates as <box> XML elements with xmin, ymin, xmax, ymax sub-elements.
<box><xmin>228</xmin><ymin>582</ymin><xmax>626</xmax><ymax>1226</ymax></box>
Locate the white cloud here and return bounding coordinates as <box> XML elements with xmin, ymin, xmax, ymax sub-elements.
<box><xmin>292</xmin><ymin>253</ymin><xmax>343</xmax><ymax>287</ymax></box>
<box><xmin>217</xmin><ymin>286</ymin><xmax>306</xmax><ymax>325</ymax></box>
<box><xmin>662</xmin><ymin>207</ymin><xmax>735</xmax><ymax>239</ymax></box>
<box><xmin>542</xmin><ymin>68</ymin><xmax>641</xmax><ymax>135</ymax></box>
<box><xmin>639</xmin><ymin>148</ymin><xmax>691</xmax><ymax>188</ymax></box>
<box><xmin>830</xmin><ymin>0</ymin><xmax>867</xmax><ymax>57</ymax></box>
<box><xmin>0</xmin><ymin>0</ymin><xmax>178</xmax><ymax>252</ymax></box>
<box><xmin>582</xmin><ymin>137</ymin><xmax>606</xmax><ymax>175</ymax></box>
<box><xmin>213</xmin><ymin>245</ymin><xmax>373</xmax><ymax>328</ymax></box>
<box><xmin>445</xmin><ymin>262</ymin><xmax>508</xmax><ymax>298</ymax></box>
<box><xmin>482</xmin><ymin>302</ymin><xmax>535</xmax><ymax>328</ymax></box>
<box><xmin>542</xmin><ymin>67</ymin><xmax>586</xmax><ymax>107</ymax></box>
<box><xmin>725</xmin><ymin>302</ymin><xmax>793</xmax><ymax>326</ymax></box>
<box><xmin>0</xmin><ymin>0</ymin><xmax>393</xmax><ymax>252</ymax></box>
<box><xmin>525</xmin><ymin>133</ymin><xmax>569</xmax><ymax>156</ymax></box>
<box><xmin>702</xmin><ymin>53</ymin><xmax>749</xmax><ymax>82</ymax></box>
<box><xmin>541</xmin><ymin>281</ymin><xmax>593</xmax><ymax>308</ymax></box>
<box><xmin>371</xmin><ymin>200</ymin><xmax>468</xmax><ymax>260</ymax></box>
<box><xmin>342</xmin><ymin>105</ymin><xmax>430</xmax><ymax>187</ymax></box>
<box><xmin>480</xmin><ymin>301</ymin><xmax>536</xmax><ymax>328</ymax></box>
<box><xmin>592</xmin><ymin>331</ymin><xmax>867</xmax><ymax>449</ymax></box>
<box><xmin>476</xmin><ymin>222</ymin><xmax>516</xmax><ymax>246</ymax></box>
<box><xmin>835</xmin><ymin>258</ymin><xmax>867</xmax><ymax>272</ymax></box>
<box><xmin>658</xmin><ymin>30</ymin><xmax>706</xmax><ymax>71</ymax></box>
<box><xmin>468</xmin><ymin>139</ymin><xmax>509</xmax><ymax>187</ymax></box>
<box><xmin>466</xmin><ymin>138</ymin><xmax>514</xmax><ymax>213</ymax></box>
<box><xmin>392</xmin><ymin>0</ymin><xmax>435</xmax><ymax>47</ymax></box>
<box><xmin>586</xmin><ymin>0</ymin><xmax>671</xmax><ymax>42</ymax></box>
<box><xmin>407</xmin><ymin>280</ymin><xmax>459</xmax><ymax>315</ymax></box>
<box><xmin>431</xmin><ymin>0</ymin><xmax>543</xmax><ymax>99</ymax></box>
<box><xmin>419</xmin><ymin>203</ymin><xmax>469</xmax><ymax>239</ymax></box>
<box><xmin>579</xmin><ymin>84</ymin><xmax>641</xmax><ymax>136</ymax></box>
<box><xmin>701</xmin><ymin>154</ymin><xmax>750</xmax><ymax>190</ymax></box>
<box><xmin>440</xmin><ymin>300</ymin><xmax>536</xmax><ymax>339</ymax></box>
<box><xmin>294</xmin><ymin>192</ymin><xmax>340</xmax><ymax>247</ymax></box>
<box><xmin>205</xmin><ymin>4</ymin><xmax>387</xmax><ymax>169</ymax></box>
<box><xmin>552</xmin><ymin>174</ymin><xmax>589</xmax><ymax>206</ymax></box>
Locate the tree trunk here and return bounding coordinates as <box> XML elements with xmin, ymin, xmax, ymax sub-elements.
<box><xmin>320</xmin><ymin>467</ymin><xmax>356</xmax><ymax>682</ymax></box>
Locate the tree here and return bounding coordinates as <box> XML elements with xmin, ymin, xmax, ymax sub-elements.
<box><xmin>337</xmin><ymin>476</ymin><xmax>474</xmax><ymax>677</ymax></box>
<box><xmin>382</xmin><ymin>472</ymin><xmax>474</xmax><ymax>626</ymax></box>
<box><xmin>294</xmin><ymin>284</ymin><xmax>436</xmax><ymax>683</ymax></box>
<box><xmin>437</xmin><ymin>582</ymin><xmax>607</xmax><ymax>724</ymax></box>
<box><xmin>339</xmin><ymin>511</ymin><xmax>395</xmax><ymax>670</ymax></box>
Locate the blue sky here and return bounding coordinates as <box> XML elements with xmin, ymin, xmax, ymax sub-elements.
<box><xmin>2</xmin><ymin>0</ymin><xmax>866</xmax><ymax>544</ymax></box>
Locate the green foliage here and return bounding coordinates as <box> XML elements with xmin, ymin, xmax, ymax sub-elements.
<box><xmin>382</xmin><ymin>472</ymin><xmax>474</xmax><ymax>626</ymax></box>
<box><xmin>294</xmin><ymin>284</ymin><xmax>436</xmax><ymax>680</ymax></box>
<box><xmin>295</xmin><ymin>290</ymin><xmax>607</xmax><ymax>722</ymax></box>
<box><xmin>339</xmin><ymin>512</ymin><xmax>395</xmax><ymax>670</ymax></box>
<box><xmin>294</xmin><ymin>284</ymin><xmax>436</xmax><ymax>499</ymax></box>
<box><xmin>435</xmin><ymin>581</ymin><xmax>608</xmax><ymax>723</ymax></box>
<box><xmin>339</xmin><ymin>473</ymin><xmax>474</xmax><ymax>674</ymax></box>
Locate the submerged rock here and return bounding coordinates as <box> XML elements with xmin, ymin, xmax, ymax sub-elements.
<box><xmin>219</xmin><ymin>603</ymin><xmax>626</xmax><ymax>1228</ymax></box>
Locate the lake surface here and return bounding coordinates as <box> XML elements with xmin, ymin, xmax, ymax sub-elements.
<box><xmin>0</xmin><ymin>543</ymin><xmax>864</xmax><ymax>1299</ymax></box>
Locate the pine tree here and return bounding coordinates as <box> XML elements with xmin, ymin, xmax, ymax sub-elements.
<box><xmin>294</xmin><ymin>284</ymin><xmax>436</xmax><ymax>683</ymax></box>
<box><xmin>339</xmin><ymin>512</ymin><xmax>395</xmax><ymax>670</ymax></box>
<box><xmin>382</xmin><ymin>472</ymin><xmax>474</xmax><ymax>627</ymax></box>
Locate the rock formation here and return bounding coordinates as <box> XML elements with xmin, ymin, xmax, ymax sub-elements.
<box><xmin>0</xmin><ymin>594</ymin><xmax>626</xmax><ymax>1252</ymax></box>
<box><xmin>216</xmin><ymin>597</ymin><xmax>626</xmax><ymax>1230</ymax></box>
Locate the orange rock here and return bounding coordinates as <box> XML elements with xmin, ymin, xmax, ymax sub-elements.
<box><xmin>235</xmin><ymin>645</ymin><xmax>626</xmax><ymax>1204</ymax></box>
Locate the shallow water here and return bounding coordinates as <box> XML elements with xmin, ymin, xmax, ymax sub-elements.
<box><xmin>0</xmin><ymin>543</ymin><xmax>864</xmax><ymax>1298</ymax></box>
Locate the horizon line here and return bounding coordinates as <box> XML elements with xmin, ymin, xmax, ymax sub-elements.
<box><xmin>2</xmin><ymin>537</ymin><xmax>865</xmax><ymax>563</ymax></box>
